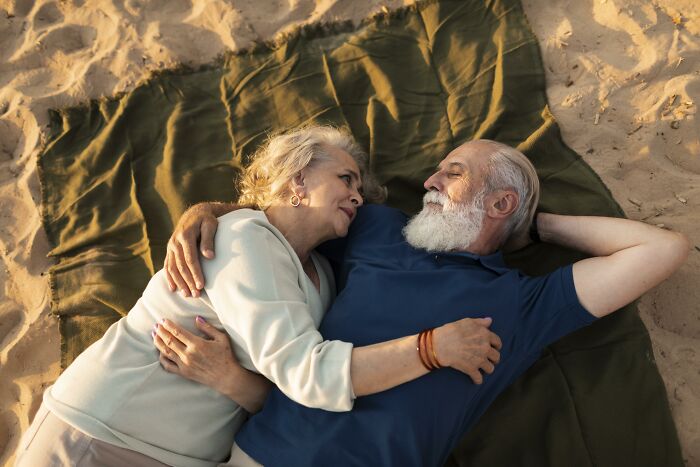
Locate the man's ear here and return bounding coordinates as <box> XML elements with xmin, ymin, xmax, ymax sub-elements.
<box><xmin>486</xmin><ymin>190</ymin><xmax>519</xmax><ymax>219</ymax></box>
<box><xmin>290</xmin><ymin>171</ymin><xmax>307</xmax><ymax>198</ymax></box>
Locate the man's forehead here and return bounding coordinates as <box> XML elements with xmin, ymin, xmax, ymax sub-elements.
<box><xmin>440</xmin><ymin>144</ymin><xmax>490</xmax><ymax>169</ymax></box>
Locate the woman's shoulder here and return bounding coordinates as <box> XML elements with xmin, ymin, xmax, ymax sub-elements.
<box><xmin>217</xmin><ymin>209</ymin><xmax>280</xmax><ymax>241</ymax></box>
<box><xmin>210</xmin><ymin>208</ymin><xmax>295</xmax><ymax>266</ymax></box>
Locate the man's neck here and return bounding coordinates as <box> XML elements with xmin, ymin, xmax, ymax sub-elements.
<box><xmin>456</xmin><ymin>220</ymin><xmax>505</xmax><ymax>256</ymax></box>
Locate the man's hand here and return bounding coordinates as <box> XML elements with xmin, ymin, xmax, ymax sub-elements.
<box><xmin>153</xmin><ymin>316</ymin><xmax>272</xmax><ymax>412</ymax></box>
<box><xmin>164</xmin><ymin>203</ymin><xmax>224</xmax><ymax>297</ymax></box>
<box><xmin>434</xmin><ymin>317</ymin><xmax>502</xmax><ymax>385</ymax></box>
<box><xmin>154</xmin><ymin>317</ymin><xmax>240</xmax><ymax>390</ymax></box>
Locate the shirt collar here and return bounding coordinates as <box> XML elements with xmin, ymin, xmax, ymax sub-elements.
<box><xmin>435</xmin><ymin>249</ymin><xmax>509</xmax><ymax>273</ymax></box>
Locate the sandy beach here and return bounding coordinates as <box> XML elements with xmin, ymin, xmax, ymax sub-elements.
<box><xmin>0</xmin><ymin>0</ymin><xmax>697</xmax><ymax>465</ymax></box>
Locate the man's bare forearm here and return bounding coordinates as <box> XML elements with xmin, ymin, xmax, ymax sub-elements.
<box><xmin>196</xmin><ymin>201</ymin><xmax>240</xmax><ymax>217</ymax></box>
<box><xmin>218</xmin><ymin>365</ymin><xmax>272</xmax><ymax>413</ymax></box>
<box><xmin>537</xmin><ymin>213</ymin><xmax>687</xmax><ymax>257</ymax></box>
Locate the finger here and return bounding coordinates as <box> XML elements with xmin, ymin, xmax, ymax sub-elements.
<box><xmin>166</xmin><ymin>247</ymin><xmax>191</xmax><ymax>295</ymax></box>
<box><xmin>163</xmin><ymin>257</ymin><xmax>177</xmax><ymax>292</ymax></box>
<box><xmin>181</xmin><ymin>238</ymin><xmax>205</xmax><ymax>293</ymax></box>
<box><xmin>160</xmin><ymin>318</ymin><xmax>198</xmax><ymax>347</ymax></box>
<box><xmin>200</xmin><ymin>218</ymin><xmax>218</xmax><ymax>259</ymax></box>
<box><xmin>480</xmin><ymin>360</ymin><xmax>495</xmax><ymax>375</ymax></box>
<box><xmin>154</xmin><ymin>323</ymin><xmax>188</xmax><ymax>359</ymax></box>
<box><xmin>489</xmin><ymin>332</ymin><xmax>502</xmax><ymax>350</ymax></box>
<box><xmin>154</xmin><ymin>332</ymin><xmax>182</xmax><ymax>366</ymax></box>
<box><xmin>173</xmin><ymin>242</ymin><xmax>197</xmax><ymax>296</ymax></box>
<box><xmin>194</xmin><ymin>316</ymin><xmax>225</xmax><ymax>341</ymax></box>
<box><xmin>159</xmin><ymin>354</ymin><xmax>180</xmax><ymax>374</ymax></box>
<box><xmin>153</xmin><ymin>331</ymin><xmax>179</xmax><ymax>362</ymax></box>
<box><xmin>487</xmin><ymin>347</ymin><xmax>501</xmax><ymax>365</ymax></box>
<box><xmin>467</xmin><ymin>369</ymin><xmax>483</xmax><ymax>385</ymax></box>
<box><xmin>473</xmin><ymin>317</ymin><xmax>493</xmax><ymax>327</ymax></box>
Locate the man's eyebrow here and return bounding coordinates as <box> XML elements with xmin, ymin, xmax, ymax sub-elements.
<box><xmin>436</xmin><ymin>161</ymin><xmax>466</xmax><ymax>171</ymax></box>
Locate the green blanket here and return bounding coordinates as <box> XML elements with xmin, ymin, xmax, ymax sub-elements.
<box><xmin>38</xmin><ymin>0</ymin><xmax>682</xmax><ymax>465</ymax></box>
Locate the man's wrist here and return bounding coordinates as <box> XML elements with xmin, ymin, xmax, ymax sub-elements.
<box><xmin>216</xmin><ymin>364</ymin><xmax>244</xmax><ymax>400</ymax></box>
<box><xmin>194</xmin><ymin>201</ymin><xmax>237</xmax><ymax>218</ymax></box>
<box><xmin>535</xmin><ymin>212</ymin><xmax>557</xmax><ymax>243</ymax></box>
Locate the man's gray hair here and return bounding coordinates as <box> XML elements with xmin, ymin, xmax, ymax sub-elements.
<box><xmin>479</xmin><ymin>140</ymin><xmax>540</xmax><ymax>239</ymax></box>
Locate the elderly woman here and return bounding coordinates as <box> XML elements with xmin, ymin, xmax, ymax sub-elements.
<box><xmin>16</xmin><ymin>126</ymin><xmax>501</xmax><ymax>467</ymax></box>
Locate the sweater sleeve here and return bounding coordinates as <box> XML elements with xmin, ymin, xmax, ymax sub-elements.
<box><xmin>202</xmin><ymin>215</ymin><xmax>355</xmax><ymax>412</ymax></box>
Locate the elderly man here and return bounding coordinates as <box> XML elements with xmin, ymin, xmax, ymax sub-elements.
<box><xmin>160</xmin><ymin>139</ymin><xmax>688</xmax><ymax>466</ymax></box>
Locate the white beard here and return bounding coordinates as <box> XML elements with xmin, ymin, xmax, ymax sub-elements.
<box><xmin>403</xmin><ymin>189</ymin><xmax>485</xmax><ymax>252</ymax></box>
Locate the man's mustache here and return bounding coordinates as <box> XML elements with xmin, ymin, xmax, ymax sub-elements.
<box><xmin>423</xmin><ymin>191</ymin><xmax>448</xmax><ymax>207</ymax></box>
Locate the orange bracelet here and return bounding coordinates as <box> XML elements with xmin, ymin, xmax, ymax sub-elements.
<box><xmin>417</xmin><ymin>330</ymin><xmax>433</xmax><ymax>371</ymax></box>
<box><xmin>427</xmin><ymin>328</ymin><xmax>443</xmax><ymax>369</ymax></box>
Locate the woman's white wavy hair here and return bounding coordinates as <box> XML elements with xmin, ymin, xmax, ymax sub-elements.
<box><xmin>237</xmin><ymin>125</ymin><xmax>386</xmax><ymax>209</ymax></box>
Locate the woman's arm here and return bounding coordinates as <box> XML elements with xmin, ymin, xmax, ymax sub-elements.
<box><xmin>350</xmin><ymin>317</ymin><xmax>500</xmax><ymax>394</ymax></box>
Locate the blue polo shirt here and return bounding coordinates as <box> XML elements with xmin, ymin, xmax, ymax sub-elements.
<box><xmin>236</xmin><ymin>204</ymin><xmax>596</xmax><ymax>466</ymax></box>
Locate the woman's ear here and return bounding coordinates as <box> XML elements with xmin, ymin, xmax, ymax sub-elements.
<box><xmin>486</xmin><ymin>190</ymin><xmax>519</xmax><ymax>219</ymax></box>
<box><xmin>290</xmin><ymin>171</ymin><xmax>307</xmax><ymax>198</ymax></box>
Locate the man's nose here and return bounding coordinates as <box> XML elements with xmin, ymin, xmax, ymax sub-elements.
<box><xmin>424</xmin><ymin>173</ymin><xmax>441</xmax><ymax>191</ymax></box>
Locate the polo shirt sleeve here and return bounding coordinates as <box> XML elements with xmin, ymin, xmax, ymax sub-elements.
<box><xmin>516</xmin><ymin>264</ymin><xmax>597</xmax><ymax>352</ymax></box>
<box><xmin>203</xmin><ymin>217</ymin><xmax>354</xmax><ymax>412</ymax></box>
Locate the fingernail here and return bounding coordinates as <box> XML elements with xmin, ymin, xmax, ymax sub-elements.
<box><xmin>160</xmin><ymin>318</ymin><xmax>166</xmax><ymax>324</ymax></box>
<box><xmin>151</xmin><ymin>330</ymin><xmax>156</xmax><ymax>339</ymax></box>
<box><xmin>196</xmin><ymin>315</ymin><xmax>205</xmax><ymax>324</ymax></box>
<box><xmin>196</xmin><ymin>282</ymin><xmax>203</xmax><ymax>289</ymax></box>
<box><xmin>152</xmin><ymin>323</ymin><xmax>158</xmax><ymax>331</ymax></box>
<box><xmin>191</xmin><ymin>289</ymin><xmax>199</xmax><ymax>298</ymax></box>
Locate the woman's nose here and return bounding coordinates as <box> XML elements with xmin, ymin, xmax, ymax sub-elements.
<box><xmin>351</xmin><ymin>188</ymin><xmax>363</xmax><ymax>207</ymax></box>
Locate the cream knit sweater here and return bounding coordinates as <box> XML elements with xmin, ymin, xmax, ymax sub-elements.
<box><xmin>44</xmin><ymin>209</ymin><xmax>354</xmax><ymax>467</ymax></box>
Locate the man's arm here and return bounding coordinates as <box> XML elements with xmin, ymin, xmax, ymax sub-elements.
<box><xmin>538</xmin><ymin>213</ymin><xmax>690</xmax><ymax>318</ymax></box>
<box><xmin>153</xmin><ymin>316</ymin><xmax>272</xmax><ymax>413</ymax></box>
<box><xmin>165</xmin><ymin>202</ymin><xmax>237</xmax><ymax>296</ymax></box>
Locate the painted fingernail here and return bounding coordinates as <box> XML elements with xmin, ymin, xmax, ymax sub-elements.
<box><xmin>151</xmin><ymin>330</ymin><xmax>156</xmax><ymax>339</ymax></box>
<box><xmin>160</xmin><ymin>318</ymin><xmax>166</xmax><ymax>324</ymax></box>
<box><xmin>195</xmin><ymin>315</ymin><xmax>205</xmax><ymax>324</ymax></box>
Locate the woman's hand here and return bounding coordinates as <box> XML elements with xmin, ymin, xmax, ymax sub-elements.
<box><xmin>153</xmin><ymin>316</ymin><xmax>272</xmax><ymax>412</ymax></box>
<box><xmin>433</xmin><ymin>317</ymin><xmax>502</xmax><ymax>384</ymax></box>
<box><xmin>164</xmin><ymin>203</ymin><xmax>223</xmax><ymax>297</ymax></box>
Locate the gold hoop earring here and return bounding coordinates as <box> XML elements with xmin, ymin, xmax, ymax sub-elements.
<box><xmin>290</xmin><ymin>194</ymin><xmax>301</xmax><ymax>207</ymax></box>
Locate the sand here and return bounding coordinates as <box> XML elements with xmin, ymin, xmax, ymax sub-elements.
<box><xmin>0</xmin><ymin>0</ymin><xmax>697</xmax><ymax>465</ymax></box>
